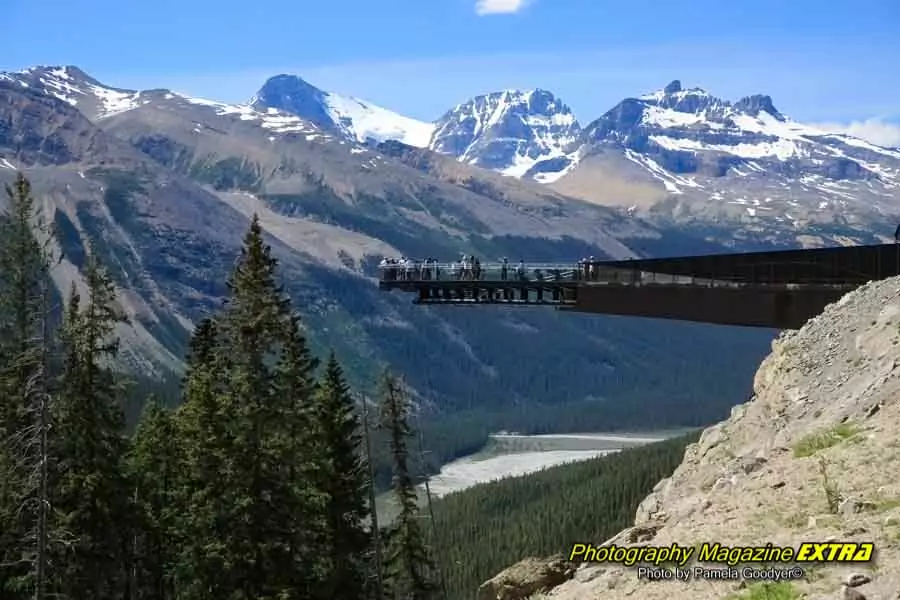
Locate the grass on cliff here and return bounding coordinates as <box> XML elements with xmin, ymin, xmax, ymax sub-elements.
<box><xmin>793</xmin><ymin>422</ymin><xmax>861</xmax><ymax>458</ymax></box>
<box><xmin>725</xmin><ymin>581</ymin><xmax>800</xmax><ymax>600</ymax></box>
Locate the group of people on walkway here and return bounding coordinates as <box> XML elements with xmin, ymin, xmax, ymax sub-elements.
<box><xmin>453</xmin><ymin>254</ymin><xmax>483</xmax><ymax>281</ymax></box>
<box><xmin>578</xmin><ymin>256</ymin><xmax>598</xmax><ymax>280</ymax></box>
<box><xmin>380</xmin><ymin>254</ymin><xmax>531</xmax><ymax>281</ymax></box>
<box><xmin>378</xmin><ymin>254</ymin><xmax>637</xmax><ymax>284</ymax></box>
<box><xmin>378</xmin><ymin>257</ymin><xmax>442</xmax><ymax>281</ymax></box>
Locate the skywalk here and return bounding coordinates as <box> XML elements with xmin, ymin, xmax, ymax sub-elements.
<box><xmin>377</xmin><ymin>243</ymin><xmax>900</xmax><ymax>328</ymax></box>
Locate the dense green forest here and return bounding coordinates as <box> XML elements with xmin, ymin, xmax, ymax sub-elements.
<box><xmin>426</xmin><ymin>432</ymin><xmax>700</xmax><ymax>600</ymax></box>
<box><xmin>0</xmin><ymin>173</ymin><xmax>439</xmax><ymax>599</ymax></box>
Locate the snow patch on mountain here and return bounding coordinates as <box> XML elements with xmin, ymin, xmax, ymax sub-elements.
<box><xmin>624</xmin><ymin>149</ymin><xmax>703</xmax><ymax>195</ymax></box>
<box><xmin>1</xmin><ymin>65</ymin><xmax>149</xmax><ymax>121</ymax></box>
<box><xmin>649</xmin><ymin>134</ymin><xmax>802</xmax><ymax>160</ymax></box>
<box><xmin>249</xmin><ymin>74</ymin><xmax>432</xmax><ymax>147</ymax></box>
<box><xmin>177</xmin><ymin>94</ymin><xmax>322</xmax><ymax>135</ymax></box>
<box><xmin>321</xmin><ymin>93</ymin><xmax>435</xmax><ymax>147</ymax></box>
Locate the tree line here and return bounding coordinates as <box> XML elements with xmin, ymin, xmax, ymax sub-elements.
<box><xmin>0</xmin><ymin>173</ymin><xmax>440</xmax><ymax>600</ymax></box>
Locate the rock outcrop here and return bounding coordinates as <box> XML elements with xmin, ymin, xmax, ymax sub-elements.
<box><xmin>482</xmin><ymin>276</ymin><xmax>900</xmax><ymax>599</ymax></box>
<box><xmin>477</xmin><ymin>555</ymin><xmax>576</xmax><ymax>600</ymax></box>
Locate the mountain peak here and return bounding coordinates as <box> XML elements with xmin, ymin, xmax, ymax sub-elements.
<box><xmin>250</xmin><ymin>73</ymin><xmax>433</xmax><ymax>146</ymax></box>
<box><xmin>429</xmin><ymin>87</ymin><xmax>580</xmax><ymax>179</ymax></box>
<box><xmin>0</xmin><ymin>64</ymin><xmax>145</xmax><ymax>121</ymax></box>
<box><xmin>733</xmin><ymin>93</ymin><xmax>784</xmax><ymax>121</ymax></box>
<box><xmin>663</xmin><ymin>80</ymin><xmax>682</xmax><ymax>95</ymax></box>
<box><xmin>639</xmin><ymin>81</ymin><xmax>711</xmax><ymax>104</ymax></box>
<box><xmin>24</xmin><ymin>65</ymin><xmax>124</xmax><ymax>91</ymax></box>
<box><xmin>250</xmin><ymin>74</ymin><xmax>329</xmax><ymax>125</ymax></box>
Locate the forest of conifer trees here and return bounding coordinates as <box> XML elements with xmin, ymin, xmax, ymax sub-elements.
<box><xmin>0</xmin><ymin>173</ymin><xmax>438</xmax><ymax>600</ymax></box>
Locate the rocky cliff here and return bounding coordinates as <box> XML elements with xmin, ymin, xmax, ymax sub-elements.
<box><xmin>481</xmin><ymin>276</ymin><xmax>900</xmax><ymax>599</ymax></box>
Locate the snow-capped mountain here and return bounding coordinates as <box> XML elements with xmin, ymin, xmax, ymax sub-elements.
<box><xmin>544</xmin><ymin>79</ymin><xmax>900</xmax><ymax>247</ymax></box>
<box><xmin>250</xmin><ymin>74</ymin><xmax>434</xmax><ymax>147</ymax></box>
<box><xmin>428</xmin><ymin>89</ymin><xmax>581</xmax><ymax>181</ymax></box>
<box><xmin>9</xmin><ymin>64</ymin><xmax>898</xmax><ymax>249</ymax></box>
<box><xmin>251</xmin><ymin>78</ymin><xmax>582</xmax><ymax>183</ymax></box>
<box><xmin>3</xmin><ymin>63</ymin><xmax>699</xmax><ymax>402</ymax></box>
<box><xmin>576</xmin><ymin>79</ymin><xmax>900</xmax><ymax>187</ymax></box>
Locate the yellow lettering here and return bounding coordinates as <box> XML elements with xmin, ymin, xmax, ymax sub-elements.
<box><xmin>568</xmin><ymin>544</ymin><xmax>587</xmax><ymax>561</ymax></box>
<box><xmin>797</xmin><ymin>543</ymin><xmax>826</xmax><ymax>561</ymax></box>
<box><xmin>853</xmin><ymin>544</ymin><xmax>873</xmax><ymax>562</ymax></box>
<box><xmin>836</xmin><ymin>544</ymin><xmax>857</xmax><ymax>561</ymax></box>
<box><xmin>697</xmin><ymin>543</ymin><xmax>721</xmax><ymax>562</ymax></box>
<box><xmin>796</xmin><ymin>542</ymin><xmax>875</xmax><ymax>563</ymax></box>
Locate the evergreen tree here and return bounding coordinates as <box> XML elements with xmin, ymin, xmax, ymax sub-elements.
<box><xmin>215</xmin><ymin>214</ymin><xmax>295</xmax><ymax>599</ymax></box>
<box><xmin>0</xmin><ymin>172</ymin><xmax>56</xmax><ymax>597</ymax></box>
<box><xmin>175</xmin><ymin>214</ymin><xmax>332</xmax><ymax>599</ymax></box>
<box><xmin>378</xmin><ymin>370</ymin><xmax>437</xmax><ymax>600</ymax></box>
<box><xmin>316</xmin><ymin>351</ymin><xmax>371</xmax><ymax>600</ymax></box>
<box><xmin>127</xmin><ymin>399</ymin><xmax>180</xmax><ymax>600</ymax></box>
<box><xmin>49</xmin><ymin>252</ymin><xmax>131</xmax><ymax>599</ymax></box>
<box><xmin>271</xmin><ymin>315</ymin><xmax>330</xmax><ymax>597</ymax></box>
<box><xmin>171</xmin><ymin>318</ymin><xmax>231</xmax><ymax>600</ymax></box>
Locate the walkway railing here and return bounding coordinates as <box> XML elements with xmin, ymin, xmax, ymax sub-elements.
<box><xmin>378</xmin><ymin>262</ymin><xmax>863</xmax><ymax>288</ymax></box>
<box><xmin>379</xmin><ymin>262</ymin><xmax>582</xmax><ymax>284</ymax></box>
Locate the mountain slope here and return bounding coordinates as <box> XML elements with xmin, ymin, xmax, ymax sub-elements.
<box><xmin>482</xmin><ymin>276</ymin><xmax>900</xmax><ymax>600</ymax></box>
<box><xmin>0</xmin><ymin>66</ymin><xmax>774</xmax><ymax>420</ymax></box>
<box><xmin>242</xmin><ymin>71</ymin><xmax>900</xmax><ymax>252</ymax></box>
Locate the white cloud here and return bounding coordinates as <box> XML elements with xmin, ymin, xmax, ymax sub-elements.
<box><xmin>475</xmin><ymin>0</ymin><xmax>532</xmax><ymax>16</ymax></box>
<box><xmin>812</xmin><ymin>118</ymin><xmax>900</xmax><ymax>148</ymax></box>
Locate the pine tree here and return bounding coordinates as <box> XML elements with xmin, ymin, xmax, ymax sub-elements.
<box><xmin>0</xmin><ymin>172</ymin><xmax>56</xmax><ymax>598</ymax></box>
<box><xmin>49</xmin><ymin>252</ymin><xmax>131</xmax><ymax>599</ymax></box>
<box><xmin>127</xmin><ymin>399</ymin><xmax>180</xmax><ymax>600</ymax></box>
<box><xmin>176</xmin><ymin>214</ymin><xmax>334</xmax><ymax>599</ymax></box>
<box><xmin>171</xmin><ymin>318</ymin><xmax>231</xmax><ymax>600</ymax></box>
<box><xmin>215</xmin><ymin>214</ymin><xmax>295</xmax><ymax>598</ymax></box>
<box><xmin>378</xmin><ymin>369</ymin><xmax>437</xmax><ymax>600</ymax></box>
<box><xmin>316</xmin><ymin>351</ymin><xmax>371</xmax><ymax>600</ymax></box>
<box><xmin>271</xmin><ymin>315</ymin><xmax>330</xmax><ymax>597</ymax></box>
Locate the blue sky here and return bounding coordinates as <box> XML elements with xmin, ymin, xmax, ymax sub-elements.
<box><xmin>4</xmin><ymin>0</ymin><xmax>900</xmax><ymax>143</ymax></box>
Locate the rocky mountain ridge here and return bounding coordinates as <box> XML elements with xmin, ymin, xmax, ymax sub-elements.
<box><xmin>547</xmin><ymin>80</ymin><xmax>900</xmax><ymax>250</ymax></box>
<box><xmin>21</xmin><ymin>64</ymin><xmax>894</xmax><ymax>252</ymax></box>
<box><xmin>229</xmin><ymin>70</ymin><xmax>900</xmax><ymax>248</ymax></box>
<box><xmin>239</xmin><ymin>71</ymin><xmax>900</xmax><ymax>248</ymax></box>
<box><xmin>480</xmin><ymin>276</ymin><xmax>900</xmax><ymax>599</ymax></box>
